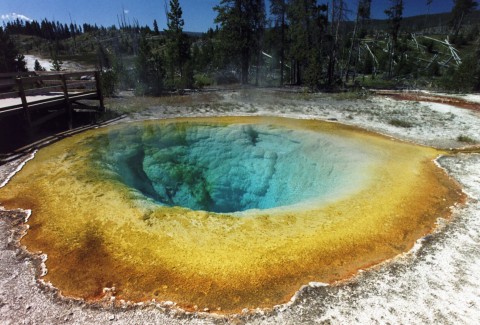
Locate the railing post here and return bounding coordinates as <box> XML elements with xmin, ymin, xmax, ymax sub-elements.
<box><xmin>94</xmin><ymin>71</ymin><xmax>105</xmax><ymax>112</ymax></box>
<box><xmin>16</xmin><ymin>77</ymin><xmax>33</xmax><ymax>138</ymax></box>
<box><xmin>60</xmin><ymin>74</ymin><xmax>73</xmax><ymax>130</ymax></box>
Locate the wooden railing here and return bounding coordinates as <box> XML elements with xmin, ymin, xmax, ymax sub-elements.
<box><xmin>0</xmin><ymin>71</ymin><xmax>104</xmax><ymax>130</ymax></box>
<box><xmin>0</xmin><ymin>72</ymin><xmax>36</xmax><ymax>93</ymax></box>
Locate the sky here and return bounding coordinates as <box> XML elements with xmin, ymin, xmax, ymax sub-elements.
<box><xmin>0</xmin><ymin>0</ymin><xmax>456</xmax><ymax>33</ymax></box>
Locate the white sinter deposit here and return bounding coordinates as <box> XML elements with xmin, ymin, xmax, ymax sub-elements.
<box><xmin>24</xmin><ymin>54</ymin><xmax>91</xmax><ymax>72</ymax></box>
<box><xmin>24</xmin><ymin>55</ymin><xmax>54</xmax><ymax>71</ymax></box>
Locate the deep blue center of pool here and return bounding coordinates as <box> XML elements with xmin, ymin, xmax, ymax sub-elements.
<box><xmin>89</xmin><ymin>122</ymin><xmax>367</xmax><ymax>213</ymax></box>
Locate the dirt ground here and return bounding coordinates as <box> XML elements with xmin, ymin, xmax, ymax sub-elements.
<box><xmin>1</xmin><ymin>89</ymin><xmax>479</xmax><ymax>324</ymax></box>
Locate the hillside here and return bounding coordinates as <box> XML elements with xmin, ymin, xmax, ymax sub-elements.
<box><xmin>367</xmin><ymin>10</ymin><xmax>480</xmax><ymax>34</ymax></box>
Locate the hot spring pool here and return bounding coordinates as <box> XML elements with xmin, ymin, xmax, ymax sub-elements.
<box><xmin>0</xmin><ymin>116</ymin><xmax>463</xmax><ymax>313</ymax></box>
<box><xmin>94</xmin><ymin>122</ymin><xmax>371</xmax><ymax>213</ymax></box>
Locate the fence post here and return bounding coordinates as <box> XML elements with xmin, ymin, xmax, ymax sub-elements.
<box><xmin>94</xmin><ymin>71</ymin><xmax>105</xmax><ymax>112</ymax></box>
<box><xmin>16</xmin><ymin>77</ymin><xmax>33</xmax><ymax>138</ymax></box>
<box><xmin>60</xmin><ymin>74</ymin><xmax>73</xmax><ymax>130</ymax></box>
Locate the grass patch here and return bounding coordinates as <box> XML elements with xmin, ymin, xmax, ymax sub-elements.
<box><xmin>358</xmin><ymin>76</ymin><xmax>398</xmax><ymax>89</ymax></box>
<box><xmin>194</xmin><ymin>74</ymin><xmax>214</xmax><ymax>88</ymax></box>
<box><xmin>457</xmin><ymin>135</ymin><xmax>476</xmax><ymax>144</ymax></box>
<box><xmin>331</xmin><ymin>90</ymin><xmax>372</xmax><ymax>100</ymax></box>
<box><xmin>388</xmin><ymin>119</ymin><xmax>414</xmax><ymax>128</ymax></box>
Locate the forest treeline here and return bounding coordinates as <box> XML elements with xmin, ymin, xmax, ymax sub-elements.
<box><xmin>3</xmin><ymin>19</ymin><xmax>102</xmax><ymax>41</ymax></box>
<box><xmin>1</xmin><ymin>0</ymin><xmax>480</xmax><ymax>95</ymax></box>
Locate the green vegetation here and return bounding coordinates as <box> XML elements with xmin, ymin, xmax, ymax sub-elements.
<box><xmin>135</xmin><ymin>34</ymin><xmax>165</xmax><ymax>96</ymax></box>
<box><xmin>0</xmin><ymin>27</ymin><xmax>27</xmax><ymax>72</ymax></box>
<box><xmin>1</xmin><ymin>2</ymin><xmax>480</xmax><ymax>95</ymax></box>
<box><xmin>164</xmin><ymin>0</ymin><xmax>193</xmax><ymax>89</ymax></box>
<box><xmin>33</xmin><ymin>59</ymin><xmax>46</xmax><ymax>71</ymax></box>
<box><xmin>194</xmin><ymin>73</ymin><xmax>214</xmax><ymax>88</ymax></box>
<box><xmin>457</xmin><ymin>135</ymin><xmax>477</xmax><ymax>143</ymax></box>
<box><xmin>215</xmin><ymin>0</ymin><xmax>266</xmax><ymax>85</ymax></box>
<box><xmin>388</xmin><ymin>119</ymin><xmax>414</xmax><ymax>128</ymax></box>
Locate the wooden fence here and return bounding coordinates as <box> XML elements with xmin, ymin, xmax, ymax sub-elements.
<box><xmin>0</xmin><ymin>71</ymin><xmax>104</xmax><ymax>131</ymax></box>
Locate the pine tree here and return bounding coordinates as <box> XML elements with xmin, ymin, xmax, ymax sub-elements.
<box><xmin>34</xmin><ymin>59</ymin><xmax>46</xmax><ymax>71</ymax></box>
<box><xmin>345</xmin><ymin>0</ymin><xmax>372</xmax><ymax>82</ymax></box>
<box><xmin>135</xmin><ymin>33</ymin><xmax>165</xmax><ymax>95</ymax></box>
<box><xmin>286</xmin><ymin>0</ymin><xmax>328</xmax><ymax>85</ymax></box>
<box><xmin>15</xmin><ymin>54</ymin><xmax>28</xmax><ymax>72</ymax></box>
<box><xmin>95</xmin><ymin>45</ymin><xmax>119</xmax><ymax>97</ymax></box>
<box><xmin>384</xmin><ymin>0</ymin><xmax>404</xmax><ymax>78</ymax></box>
<box><xmin>153</xmin><ymin>19</ymin><xmax>160</xmax><ymax>35</ymax></box>
<box><xmin>0</xmin><ymin>27</ymin><xmax>27</xmax><ymax>73</ymax></box>
<box><xmin>270</xmin><ymin>0</ymin><xmax>287</xmax><ymax>85</ymax></box>
<box><xmin>50</xmin><ymin>49</ymin><xmax>63</xmax><ymax>71</ymax></box>
<box><xmin>327</xmin><ymin>0</ymin><xmax>348</xmax><ymax>87</ymax></box>
<box><xmin>165</xmin><ymin>0</ymin><xmax>191</xmax><ymax>89</ymax></box>
<box><xmin>449</xmin><ymin>0</ymin><xmax>478</xmax><ymax>37</ymax></box>
<box><xmin>214</xmin><ymin>0</ymin><xmax>266</xmax><ymax>85</ymax></box>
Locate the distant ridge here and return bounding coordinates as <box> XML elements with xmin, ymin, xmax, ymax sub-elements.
<box><xmin>366</xmin><ymin>10</ymin><xmax>480</xmax><ymax>34</ymax></box>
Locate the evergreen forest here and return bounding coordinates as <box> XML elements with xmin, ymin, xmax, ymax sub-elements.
<box><xmin>1</xmin><ymin>0</ymin><xmax>480</xmax><ymax>95</ymax></box>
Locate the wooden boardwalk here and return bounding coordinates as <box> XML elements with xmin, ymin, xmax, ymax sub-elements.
<box><xmin>0</xmin><ymin>71</ymin><xmax>104</xmax><ymax>132</ymax></box>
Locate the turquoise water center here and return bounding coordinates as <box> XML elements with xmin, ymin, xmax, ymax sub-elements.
<box><xmin>87</xmin><ymin>121</ymin><xmax>373</xmax><ymax>213</ymax></box>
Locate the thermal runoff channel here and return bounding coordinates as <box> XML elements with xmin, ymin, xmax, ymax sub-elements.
<box><xmin>0</xmin><ymin>116</ymin><xmax>464</xmax><ymax>313</ymax></box>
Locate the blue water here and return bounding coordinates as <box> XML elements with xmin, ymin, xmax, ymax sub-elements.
<box><xmin>87</xmin><ymin>122</ymin><xmax>370</xmax><ymax>213</ymax></box>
